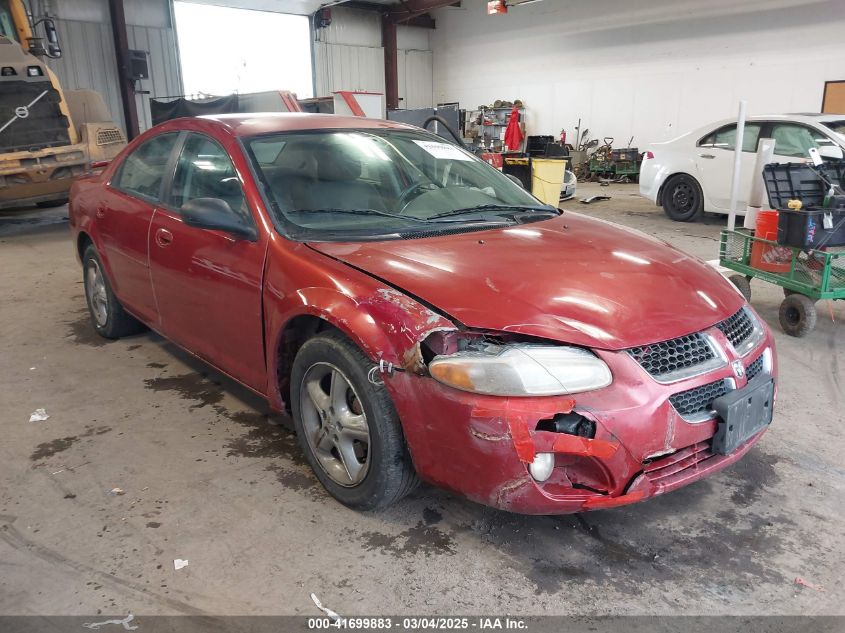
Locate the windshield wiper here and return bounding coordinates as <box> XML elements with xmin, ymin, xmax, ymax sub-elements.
<box><xmin>292</xmin><ymin>208</ymin><xmax>436</xmax><ymax>223</ymax></box>
<box><xmin>427</xmin><ymin>204</ymin><xmax>559</xmax><ymax>220</ymax></box>
<box><xmin>292</xmin><ymin>208</ymin><xmax>511</xmax><ymax>226</ymax></box>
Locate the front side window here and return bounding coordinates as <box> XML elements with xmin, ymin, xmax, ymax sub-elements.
<box><xmin>245</xmin><ymin>129</ymin><xmax>553</xmax><ymax>241</ymax></box>
<box><xmin>770</xmin><ymin>123</ymin><xmax>836</xmax><ymax>158</ymax></box>
<box><xmin>112</xmin><ymin>133</ymin><xmax>179</xmax><ymax>202</ymax></box>
<box><xmin>169</xmin><ymin>133</ymin><xmax>249</xmax><ymax>221</ymax></box>
<box><xmin>699</xmin><ymin>124</ymin><xmax>762</xmax><ymax>152</ymax></box>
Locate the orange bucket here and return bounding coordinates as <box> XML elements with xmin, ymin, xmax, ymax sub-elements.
<box><xmin>750</xmin><ymin>210</ymin><xmax>791</xmax><ymax>272</ymax></box>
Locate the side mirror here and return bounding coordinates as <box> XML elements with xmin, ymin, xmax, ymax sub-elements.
<box><xmin>42</xmin><ymin>18</ymin><xmax>62</xmax><ymax>58</ymax></box>
<box><xmin>817</xmin><ymin>144</ymin><xmax>844</xmax><ymax>160</ymax></box>
<box><xmin>181</xmin><ymin>198</ymin><xmax>256</xmax><ymax>240</ymax></box>
<box><xmin>505</xmin><ymin>173</ymin><xmax>526</xmax><ymax>189</ymax></box>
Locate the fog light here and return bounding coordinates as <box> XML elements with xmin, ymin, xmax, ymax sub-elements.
<box><xmin>529</xmin><ymin>452</ymin><xmax>554</xmax><ymax>482</ymax></box>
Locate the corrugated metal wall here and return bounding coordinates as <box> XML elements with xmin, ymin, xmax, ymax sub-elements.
<box><xmin>313</xmin><ymin>7</ymin><xmax>434</xmax><ymax>109</ymax></box>
<box><xmin>43</xmin><ymin>1</ymin><xmax>433</xmax><ymax>129</ymax></box>
<box><xmin>46</xmin><ymin>0</ymin><xmax>182</xmax><ymax>133</ymax></box>
<box><xmin>399</xmin><ymin>50</ymin><xmax>433</xmax><ymax>109</ymax></box>
<box><xmin>313</xmin><ymin>8</ymin><xmax>384</xmax><ymax>96</ymax></box>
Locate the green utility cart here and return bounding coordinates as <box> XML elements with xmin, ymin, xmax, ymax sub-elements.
<box><xmin>720</xmin><ymin>160</ymin><xmax>845</xmax><ymax>337</ymax></box>
<box><xmin>719</xmin><ymin>230</ymin><xmax>844</xmax><ymax>337</ymax></box>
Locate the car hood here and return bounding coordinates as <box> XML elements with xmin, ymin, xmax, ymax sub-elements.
<box><xmin>308</xmin><ymin>214</ymin><xmax>744</xmax><ymax>350</ymax></box>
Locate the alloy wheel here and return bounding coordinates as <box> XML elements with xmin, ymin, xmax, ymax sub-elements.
<box><xmin>299</xmin><ymin>362</ymin><xmax>371</xmax><ymax>487</ymax></box>
<box><xmin>85</xmin><ymin>259</ymin><xmax>109</xmax><ymax>327</ymax></box>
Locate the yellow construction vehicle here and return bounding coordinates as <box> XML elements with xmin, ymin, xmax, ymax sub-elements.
<box><xmin>0</xmin><ymin>0</ymin><xmax>126</xmax><ymax>209</ymax></box>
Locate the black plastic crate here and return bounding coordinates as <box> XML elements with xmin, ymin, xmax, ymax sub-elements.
<box><xmin>778</xmin><ymin>208</ymin><xmax>845</xmax><ymax>248</ymax></box>
<box><xmin>526</xmin><ymin>135</ymin><xmax>554</xmax><ymax>157</ymax></box>
<box><xmin>763</xmin><ymin>160</ymin><xmax>845</xmax><ymax>210</ymax></box>
<box><xmin>503</xmin><ymin>157</ymin><xmax>532</xmax><ymax>190</ymax></box>
<box><xmin>763</xmin><ymin>160</ymin><xmax>845</xmax><ymax>248</ymax></box>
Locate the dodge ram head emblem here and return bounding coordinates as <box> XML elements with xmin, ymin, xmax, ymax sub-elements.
<box><xmin>732</xmin><ymin>360</ymin><xmax>745</xmax><ymax>379</ymax></box>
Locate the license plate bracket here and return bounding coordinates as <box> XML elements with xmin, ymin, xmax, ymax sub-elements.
<box><xmin>711</xmin><ymin>376</ymin><xmax>774</xmax><ymax>455</ymax></box>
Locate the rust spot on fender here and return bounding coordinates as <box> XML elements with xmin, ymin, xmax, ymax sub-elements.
<box><xmin>494</xmin><ymin>477</ymin><xmax>532</xmax><ymax>508</ymax></box>
<box><xmin>401</xmin><ymin>341</ymin><xmax>426</xmax><ymax>375</ymax></box>
<box><xmin>365</xmin><ymin>288</ymin><xmax>454</xmax><ymax>346</ymax></box>
<box><xmin>469</xmin><ymin>427</ymin><xmax>511</xmax><ymax>442</ymax></box>
<box><xmin>401</xmin><ymin>326</ymin><xmax>456</xmax><ymax>376</ymax></box>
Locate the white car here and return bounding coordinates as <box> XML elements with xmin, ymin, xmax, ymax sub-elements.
<box><xmin>561</xmin><ymin>169</ymin><xmax>577</xmax><ymax>201</ymax></box>
<box><xmin>639</xmin><ymin>114</ymin><xmax>845</xmax><ymax>221</ymax></box>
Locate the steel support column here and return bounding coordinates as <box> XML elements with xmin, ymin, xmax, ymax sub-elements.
<box><xmin>382</xmin><ymin>15</ymin><xmax>399</xmax><ymax>110</ymax></box>
<box><xmin>108</xmin><ymin>0</ymin><xmax>140</xmax><ymax>139</ymax></box>
<box><xmin>382</xmin><ymin>1</ymin><xmax>458</xmax><ymax>112</ymax></box>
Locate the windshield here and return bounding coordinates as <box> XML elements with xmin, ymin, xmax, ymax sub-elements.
<box><xmin>244</xmin><ymin>129</ymin><xmax>556</xmax><ymax>241</ymax></box>
<box><xmin>823</xmin><ymin>120</ymin><xmax>845</xmax><ymax>136</ymax></box>
<box><xmin>0</xmin><ymin>1</ymin><xmax>18</xmax><ymax>42</ymax></box>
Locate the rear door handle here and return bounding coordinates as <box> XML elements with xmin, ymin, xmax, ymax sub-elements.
<box><xmin>155</xmin><ymin>228</ymin><xmax>174</xmax><ymax>248</ymax></box>
<box><xmin>699</xmin><ymin>153</ymin><xmax>716</xmax><ymax>159</ymax></box>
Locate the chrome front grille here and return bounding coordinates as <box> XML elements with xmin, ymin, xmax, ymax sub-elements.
<box><xmin>627</xmin><ymin>333</ymin><xmax>714</xmax><ymax>377</ymax></box>
<box><xmin>669</xmin><ymin>351</ymin><xmax>769</xmax><ymax>421</ymax></box>
<box><xmin>626</xmin><ymin>333</ymin><xmax>721</xmax><ymax>383</ymax></box>
<box><xmin>627</xmin><ymin>307</ymin><xmax>764</xmax><ymax>383</ymax></box>
<box><xmin>669</xmin><ymin>379</ymin><xmax>730</xmax><ymax>420</ymax></box>
<box><xmin>746</xmin><ymin>354</ymin><xmax>765</xmax><ymax>381</ymax></box>
<box><xmin>716</xmin><ymin>307</ymin><xmax>754</xmax><ymax>349</ymax></box>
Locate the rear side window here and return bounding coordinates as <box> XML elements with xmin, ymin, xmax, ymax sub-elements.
<box><xmin>112</xmin><ymin>133</ymin><xmax>179</xmax><ymax>202</ymax></box>
<box><xmin>699</xmin><ymin>124</ymin><xmax>762</xmax><ymax>152</ymax></box>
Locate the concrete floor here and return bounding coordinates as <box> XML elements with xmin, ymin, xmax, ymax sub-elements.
<box><xmin>1</xmin><ymin>184</ymin><xmax>843</xmax><ymax>617</ymax></box>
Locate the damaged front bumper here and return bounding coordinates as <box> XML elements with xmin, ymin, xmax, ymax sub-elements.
<box><xmin>386</xmin><ymin>329</ymin><xmax>777</xmax><ymax>515</ymax></box>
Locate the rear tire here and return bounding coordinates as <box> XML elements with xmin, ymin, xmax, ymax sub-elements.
<box><xmin>291</xmin><ymin>331</ymin><xmax>419</xmax><ymax>510</ymax></box>
<box><xmin>728</xmin><ymin>274</ymin><xmax>752</xmax><ymax>302</ymax></box>
<box><xmin>82</xmin><ymin>245</ymin><xmax>146</xmax><ymax>339</ymax></box>
<box><xmin>779</xmin><ymin>294</ymin><xmax>817</xmax><ymax>337</ymax></box>
<box><xmin>662</xmin><ymin>174</ymin><xmax>703</xmax><ymax>222</ymax></box>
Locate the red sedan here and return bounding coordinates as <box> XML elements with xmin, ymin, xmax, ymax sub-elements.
<box><xmin>69</xmin><ymin>114</ymin><xmax>777</xmax><ymax>514</ymax></box>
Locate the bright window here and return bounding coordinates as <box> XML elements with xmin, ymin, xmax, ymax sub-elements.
<box><xmin>174</xmin><ymin>2</ymin><xmax>313</xmax><ymax>99</ymax></box>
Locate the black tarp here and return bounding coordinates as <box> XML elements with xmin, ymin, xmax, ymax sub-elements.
<box><xmin>150</xmin><ymin>94</ymin><xmax>239</xmax><ymax>126</ymax></box>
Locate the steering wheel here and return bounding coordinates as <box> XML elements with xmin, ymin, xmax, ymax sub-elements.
<box><xmin>397</xmin><ymin>182</ymin><xmax>439</xmax><ymax>212</ymax></box>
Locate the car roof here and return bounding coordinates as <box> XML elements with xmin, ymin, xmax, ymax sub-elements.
<box><xmin>192</xmin><ymin>112</ymin><xmax>419</xmax><ymax>137</ymax></box>
<box><xmin>698</xmin><ymin>113</ymin><xmax>844</xmax><ymax>129</ymax></box>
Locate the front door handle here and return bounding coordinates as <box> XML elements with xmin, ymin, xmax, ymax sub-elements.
<box><xmin>699</xmin><ymin>153</ymin><xmax>716</xmax><ymax>159</ymax></box>
<box><xmin>155</xmin><ymin>228</ymin><xmax>174</xmax><ymax>248</ymax></box>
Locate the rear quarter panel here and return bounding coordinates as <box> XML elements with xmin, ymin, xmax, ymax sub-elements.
<box><xmin>69</xmin><ymin>174</ymin><xmax>105</xmax><ymax>262</ymax></box>
<box><xmin>650</xmin><ymin>147</ymin><xmax>718</xmax><ymax>212</ymax></box>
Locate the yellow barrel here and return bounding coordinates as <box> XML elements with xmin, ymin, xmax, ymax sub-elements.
<box><xmin>531</xmin><ymin>158</ymin><xmax>568</xmax><ymax>206</ymax></box>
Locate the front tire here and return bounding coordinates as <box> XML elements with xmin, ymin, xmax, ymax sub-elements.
<box><xmin>82</xmin><ymin>245</ymin><xmax>145</xmax><ymax>339</ymax></box>
<box><xmin>291</xmin><ymin>331</ymin><xmax>419</xmax><ymax>510</ymax></box>
<box><xmin>662</xmin><ymin>174</ymin><xmax>703</xmax><ymax>222</ymax></box>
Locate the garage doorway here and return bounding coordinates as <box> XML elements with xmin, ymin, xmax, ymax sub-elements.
<box><xmin>174</xmin><ymin>2</ymin><xmax>313</xmax><ymax>99</ymax></box>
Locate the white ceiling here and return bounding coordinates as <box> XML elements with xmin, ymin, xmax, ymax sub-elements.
<box><xmin>178</xmin><ymin>0</ymin><xmax>398</xmax><ymax>16</ymax></box>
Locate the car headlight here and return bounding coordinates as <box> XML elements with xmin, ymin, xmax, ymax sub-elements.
<box><xmin>429</xmin><ymin>345</ymin><xmax>612</xmax><ymax>396</ymax></box>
